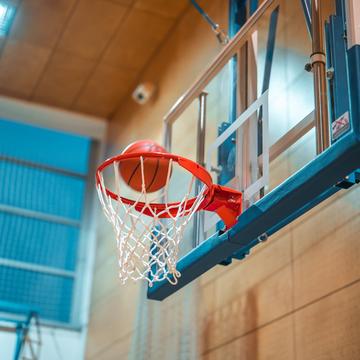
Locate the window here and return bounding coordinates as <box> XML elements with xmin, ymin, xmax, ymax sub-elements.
<box><xmin>0</xmin><ymin>118</ymin><xmax>91</xmax><ymax>325</ymax></box>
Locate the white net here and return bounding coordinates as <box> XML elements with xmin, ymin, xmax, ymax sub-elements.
<box><xmin>96</xmin><ymin>156</ymin><xmax>207</xmax><ymax>286</ymax></box>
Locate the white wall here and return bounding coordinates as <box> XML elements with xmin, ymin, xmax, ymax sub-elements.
<box><xmin>0</xmin><ymin>95</ymin><xmax>107</xmax><ymax>141</ymax></box>
<box><xmin>0</xmin><ymin>327</ymin><xmax>84</xmax><ymax>360</ymax></box>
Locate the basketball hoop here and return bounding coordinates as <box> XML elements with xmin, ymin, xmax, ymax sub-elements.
<box><xmin>96</xmin><ymin>150</ymin><xmax>242</xmax><ymax>286</ymax></box>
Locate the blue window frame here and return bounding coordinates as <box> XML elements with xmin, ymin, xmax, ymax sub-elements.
<box><xmin>0</xmin><ymin>118</ymin><xmax>91</xmax><ymax>324</ymax></box>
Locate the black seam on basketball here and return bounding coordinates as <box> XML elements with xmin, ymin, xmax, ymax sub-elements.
<box><xmin>125</xmin><ymin>143</ymin><xmax>159</xmax><ymax>190</ymax></box>
<box><xmin>127</xmin><ymin>161</ymin><xmax>141</xmax><ymax>187</ymax></box>
<box><xmin>147</xmin><ymin>158</ymin><xmax>160</xmax><ymax>191</ymax></box>
<box><xmin>144</xmin><ymin>144</ymin><xmax>158</xmax><ymax>190</ymax></box>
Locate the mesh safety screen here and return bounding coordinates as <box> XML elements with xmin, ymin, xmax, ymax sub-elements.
<box><xmin>0</xmin><ymin>118</ymin><xmax>90</xmax><ymax>324</ymax></box>
<box><xmin>0</xmin><ymin>266</ymin><xmax>74</xmax><ymax>323</ymax></box>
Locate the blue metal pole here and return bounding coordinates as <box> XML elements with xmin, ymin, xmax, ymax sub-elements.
<box><xmin>300</xmin><ymin>0</ymin><xmax>312</xmax><ymax>37</ymax></box>
<box><xmin>14</xmin><ymin>324</ymin><xmax>24</xmax><ymax>360</ymax></box>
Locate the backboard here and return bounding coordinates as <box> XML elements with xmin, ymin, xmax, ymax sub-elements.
<box><xmin>146</xmin><ymin>0</ymin><xmax>360</xmax><ymax>300</ymax></box>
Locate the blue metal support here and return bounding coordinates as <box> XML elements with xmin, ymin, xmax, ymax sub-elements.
<box><xmin>249</xmin><ymin>0</ymin><xmax>259</xmax><ymax>16</ymax></box>
<box><xmin>257</xmin><ymin>5</ymin><xmax>279</xmax><ymax>158</ymax></box>
<box><xmin>148</xmin><ymin>129</ymin><xmax>360</xmax><ymax>300</ymax></box>
<box><xmin>348</xmin><ymin>45</ymin><xmax>360</xmax><ymax>136</ymax></box>
<box><xmin>300</xmin><ymin>0</ymin><xmax>312</xmax><ymax>37</ymax></box>
<box><xmin>14</xmin><ymin>325</ymin><xmax>25</xmax><ymax>360</ymax></box>
<box><xmin>147</xmin><ymin>0</ymin><xmax>360</xmax><ymax>301</ymax></box>
<box><xmin>219</xmin><ymin>2</ymin><xmax>278</xmax><ymax>187</ymax></box>
<box><xmin>337</xmin><ymin>169</ymin><xmax>360</xmax><ymax>189</ymax></box>
<box><xmin>190</xmin><ymin>0</ymin><xmax>219</xmax><ymax>31</ymax></box>
<box><xmin>0</xmin><ymin>301</ymin><xmax>40</xmax><ymax>360</ymax></box>
<box><xmin>217</xmin><ymin>0</ymin><xmax>248</xmax><ymax>186</ymax></box>
<box><xmin>190</xmin><ymin>0</ymin><xmax>229</xmax><ymax>44</ymax></box>
<box><xmin>261</xmin><ymin>7</ymin><xmax>279</xmax><ymax>95</ymax></box>
<box><xmin>325</xmin><ymin>1</ymin><xmax>350</xmax><ymax>131</ymax></box>
<box><xmin>228</xmin><ymin>6</ymin><xmax>278</xmax><ymax>260</ymax></box>
<box><xmin>229</xmin><ymin>0</ymin><xmax>247</xmax><ymax>37</ymax></box>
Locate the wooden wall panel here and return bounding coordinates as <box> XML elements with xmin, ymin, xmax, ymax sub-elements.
<box><xmin>93</xmin><ymin>221</ymin><xmax>118</xmax><ymax>271</ymax></box>
<box><xmin>90</xmin><ymin>255</ymin><xmax>119</xmax><ymax>307</ymax></box>
<box><xmin>86</xmin><ymin>0</ymin><xmax>360</xmax><ymax>359</ymax></box>
<box><xmin>86</xmin><ymin>284</ymin><xmax>139</xmax><ymax>358</ymax></box>
<box><xmin>295</xmin><ymin>282</ymin><xmax>360</xmax><ymax>360</ymax></box>
<box><xmin>203</xmin><ymin>316</ymin><xmax>294</xmax><ymax>360</ymax></box>
<box><xmin>204</xmin><ymin>233</ymin><xmax>292</xmax><ymax>352</ymax></box>
<box><xmin>88</xmin><ymin>333</ymin><xmax>132</xmax><ymax>360</ymax></box>
<box><xmin>293</xmin><ymin>187</ymin><xmax>360</xmax><ymax>308</ymax></box>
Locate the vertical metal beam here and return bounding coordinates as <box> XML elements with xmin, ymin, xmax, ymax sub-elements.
<box><xmin>249</xmin><ymin>0</ymin><xmax>259</xmax><ymax>16</ymax></box>
<box><xmin>236</xmin><ymin>11</ymin><xmax>258</xmax><ymax>207</ymax></box>
<box><xmin>228</xmin><ymin>0</ymin><xmax>247</xmax><ymax>129</ymax></box>
<box><xmin>14</xmin><ymin>325</ymin><xmax>25</xmax><ymax>360</ymax></box>
<box><xmin>325</xmin><ymin>3</ymin><xmax>350</xmax><ymax>126</ymax></box>
<box><xmin>196</xmin><ymin>92</ymin><xmax>208</xmax><ymax>168</ymax></box>
<box><xmin>193</xmin><ymin>92</ymin><xmax>208</xmax><ymax>248</ymax></box>
<box><xmin>300</xmin><ymin>0</ymin><xmax>312</xmax><ymax>37</ymax></box>
<box><xmin>258</xmin><ymin>6</ymin><xmax>279</xmax><ymax>177</ymax></box>
<box><xmin>163</xmin><ymin>121</ymin><xmax>172</xmax><ymax>152</ymax></box>
<box><xmin>311</xmin><ymin>0</ymin><xmax>330</xmax><ymax>154</ymax></box>
<box><xmin>261</xmin><ymin>7</ymin><xmax>279</xmax><ymax>94</ymax></box>
<box><xmin>229</xmin><ymin>0</ymin><xmax>247</xmax><ymax>37</ymax></box>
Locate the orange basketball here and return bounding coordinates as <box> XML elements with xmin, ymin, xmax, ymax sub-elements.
<box><xmin>119</xmin><ymin>140</ymin><xmax>171</xmax><ymax>193</ymax></box>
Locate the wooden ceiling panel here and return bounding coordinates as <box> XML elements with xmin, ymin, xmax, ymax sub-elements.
<box><xmin>99</xmin><ymin>0</ymin><xmax>134</xmax><ymax>5</ymax></box>
<box><xmin>33</xmin><ymin>51</ymin><xmax>96</xmax><ymax>108</ymax></box>
<box><xmin>73</xmin><ymin>64</ymin><xmax>138</xmax><ymax>117</ymax></box>
<box><xmin>58</xmin><ymin>0</ymin><xmax>128</xmax><ymax>60</ymax></box>
<box><xmin>134</xmin><ymin>0</ymin><xmax>188</xmax><ymax>19</ymax></box>
<box><xmin>0</xmin><ymin>40</ymin><xmax>51</xmax><ymax>96</ymax></box>
<box><xmin>0</xmin><ymin>0</ymin><xmax>187</xmax><ymax>117</ymax></box>
<box><xmin>103</xmin><ymin>9</ymin><xmax>173</xmax><ymax>71</ymax></box>
<box><xmin>9</xmin><ymin>0</ymin><xmax>77</xmax><ymax>48</ymax></box>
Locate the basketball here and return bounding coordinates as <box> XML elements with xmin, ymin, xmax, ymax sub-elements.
<box><xmin>119</xmin><ymin>140</ymin><xmax>171</xmax><ymax>192</ymax></box>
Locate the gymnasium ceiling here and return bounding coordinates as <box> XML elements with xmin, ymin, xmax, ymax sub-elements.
<box><xmin>0</xmin><ymin>0</ymin><xmax>189</xmax><ymax>119</ymax></box>
<box><xmin>0</xmin><ymin>0</ymin><xmax>336</xmax><ymax>120</ymax></box>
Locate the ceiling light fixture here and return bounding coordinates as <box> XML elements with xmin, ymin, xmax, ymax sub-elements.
<box><xmin>0</xmin><ymin>2</ymin><xmax>15</xmax><ymax>37</ymax></box>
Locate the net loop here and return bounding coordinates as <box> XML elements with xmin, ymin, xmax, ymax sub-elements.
<box><xmin>96</xmin><ymin>156</ymin><xmax>207</xmax><ymax>286</ymax></box>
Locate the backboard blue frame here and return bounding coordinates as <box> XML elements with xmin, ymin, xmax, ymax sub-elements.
<box><xmin>148</xmin><ymin>0</ymin><xmax>360</xmax><ymax>301</ymax></box>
